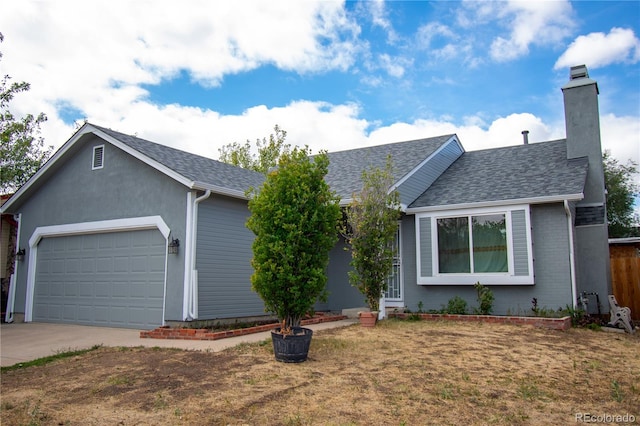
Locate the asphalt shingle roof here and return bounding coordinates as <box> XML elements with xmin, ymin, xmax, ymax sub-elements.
<box><xmin>409</xmin><ymin>140</ymin><xmax>588</xmax><ymax>208</ymax></box>
<box><xmin>91</xmin><ymin>125</ymin><xmax>587</xmax><ymax>208</ymax></box>
<box><xmin>325</xmin><ymin>135</ymin><xmax>455</xmax><ymax>200</ymax></box>
<box><xmin>93</xmin><ymin>124</ymin><xmax>265</xmax><ymax>193</ymax></box>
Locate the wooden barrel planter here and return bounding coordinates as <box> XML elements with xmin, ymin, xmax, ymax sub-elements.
<box><xmin>271</xmin><ymin>327</ymin><xmax>313</xmax><ymax>363</ymax></box>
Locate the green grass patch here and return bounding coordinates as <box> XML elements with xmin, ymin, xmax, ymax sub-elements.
<box><xmin>0</xmin><ymin>345</ymin><xmax>102</xmax><ymax>372</ymax></box>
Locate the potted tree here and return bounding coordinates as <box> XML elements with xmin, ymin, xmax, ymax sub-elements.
<box><xmin>246</xmin><ymin>147</ymin><xmax>341</xmax><ymax>362</ymax></box>
<box><xmin>342</xmin><ymin>157</ymin><xmax>401</xmax><ymax>327</ymax></box>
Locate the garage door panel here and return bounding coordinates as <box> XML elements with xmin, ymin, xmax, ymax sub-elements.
<box><xmin>114</xmin><ymin>256</ymin><xmax>130</xmax><ymax>272</ymax></box>
<box><xmin>78</xmin><ymin>282</ymin><xmax>94</xmax><ymax>298</ymax></box>
<box><xmin>97</xmin><ymin>256</ymin><xmax>113</xmax><ymax>273</ymax></box>
<box><xmin>65</xmin><ymin>258</ymin><xmax>81</xmax><ymax>274</ymax></box>
<box><xmin>64</xmin><ymin>282</ymin><xmax>79</xmax><ymax>297</ymax></box>
<box><xmin>95</xmin><ymin>281</ymin><xmax>111</xmax><ymax>298</ymax></box>
<box><xmin>149</xmin><ymin>255</ymin><xmax>166</xmax><ymax>272</ymax></box>
<box><xmin>63</xmin><ymin>304</ymin><xmax>77</xmax><ymax>321</ymax></box>
<box><xmin>93</xmin><ymin>308</ymin><xmax>109</xmax><ymax>324</ymax></box>
<box><xmin>131</xmin><ymin>255</ymin><xmax>149</xmax><ymax>272</ymax></box>
<box><xmin>81</xmin><ymin>258</ymin><xmax>95</xmax><ymax>273</ymax></box>
<box><xmin>51</xmin><ymin>259</ymin><xmax>65</xmax><ymax>274</ymax></box>
<box><xmin>34</xmin><ymin>229</ymin><xmax>165</xmax><ymax>329</ymax></box>
<box><xmin>129</xmin><ymin>281</ymin><xmax>148</xmax><ymax>298</ymax></box>
<box><xmin>66</xmin><ymin>236</ymin><xmax>83</xmax><ymax>251</ymax></box>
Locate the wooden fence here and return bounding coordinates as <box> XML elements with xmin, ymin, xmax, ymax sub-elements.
<box><xmin>609</xmin><ymin>242</ymin><xmax>640</xmax><ymax>321</ymax></box>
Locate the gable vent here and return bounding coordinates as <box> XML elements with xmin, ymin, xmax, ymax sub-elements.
<box><xmin>92</xmin><ymin>145</ymin><xmax>104</xmax><ymax>170</ymax></box>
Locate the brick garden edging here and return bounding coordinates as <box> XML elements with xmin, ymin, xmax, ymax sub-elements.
<box><xmin>140</xmin><ymin>313</ymin><xmax>348</xmax><ymax>340</ymax></box>
<box><xmin>388</xmin><ymin>313</ymin><xmax>572</xmax><ymax>331</ymax></box>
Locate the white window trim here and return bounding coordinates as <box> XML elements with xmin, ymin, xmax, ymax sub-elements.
<box><xmin>92</xmin><ymin>144</ymin><xmax>105</xmax><ymax>170</ymax></box>
<box><xmin>24</xmin><ymin>216</ymin><xmax>170</xmax><ymax>322</ymax></box>
<box><xmin>416</xmin><ymin>205</ymin><xmax>534</xmax><ymax>285</ymax></box>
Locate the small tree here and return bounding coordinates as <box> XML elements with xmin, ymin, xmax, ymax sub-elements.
<box><xmin>342</xmin><ymin>156</ymin><xmax>401</xmax><ymax>311</ymax></box>
<box><xmin>603</xmin><ymin>150</ymin><xmax>639</xmax><ymax>237</ymax></box>
<box><xmin>246</xmin><ymin>146</ymin><xmax>341</xmax><ymax>334</ymax></box>
<box><xmin>219</xmin><ymin>124</ymin><xmax>289</xmax><ymax>174</ymax></box>
<box><xmin>0</xmin><ymin>33</ymin><xmax>52</xmax><ymax>193</ymax></box>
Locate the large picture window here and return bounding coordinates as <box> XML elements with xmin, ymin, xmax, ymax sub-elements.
<box><xmin>415</xmin><ymin>206</ymin><xmax>533</xmax><ymax>285</ymax></box>
<box><xmin>437</xmin><ymin>213</ymin><xmax>507</xmax><ymax>274</ymax></box>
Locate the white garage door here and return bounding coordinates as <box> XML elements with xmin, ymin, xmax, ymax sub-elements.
<box><xmin>33</xmin><ymin>229</ymin><xmax>166</xmax><ymax>329</ymax></box>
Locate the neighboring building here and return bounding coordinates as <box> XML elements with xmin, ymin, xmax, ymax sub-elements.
<box><xmin>0</xmin><ymin>65</ymin><xmax>611</xmax><ymax>329</ymax></box>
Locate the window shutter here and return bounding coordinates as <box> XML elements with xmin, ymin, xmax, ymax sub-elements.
<box><xmin>419</xmin><ymin>217</ymin><xmax>433</xmax><ymax>277</ymax></box>
<box><xmin>510</xmin><ymin>209</ymin><xmax>529</xmax><ymax>276</ymax></box>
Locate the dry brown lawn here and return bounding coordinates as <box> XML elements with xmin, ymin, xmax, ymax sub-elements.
<box><xmin>1</xmin><ymin>319</ymin><xmax>639</xmax><ymax>425</ymax></box>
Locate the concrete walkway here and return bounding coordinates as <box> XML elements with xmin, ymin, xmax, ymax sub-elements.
<box><xmin>0</xmin><ymin>319</ymin><xmax>357</xmax><ymax>367</ymax></box>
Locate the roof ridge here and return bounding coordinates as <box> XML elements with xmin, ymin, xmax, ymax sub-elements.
<box><xmin>327</xmin><ymin>134</ymin><xmax>456</xmax><ymax>156</ymax></box>
<box><xmin>464</xmin><ymin>138</ymin><xmax>566</xmax><ymax>154</ymax></box>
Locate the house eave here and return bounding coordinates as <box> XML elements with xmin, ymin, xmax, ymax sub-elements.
<box><xmin>405</xmin><ymin>193</ymin><xmax>584</xmax><ymax>214</ymax></box>
<box><xmin>0</xmin><ymin>123</ymin><xmax>199</xmax><ymax>214</ymax></box>
<box><xmin>190</xmin><ymin>181</ymin><xmax>250</xmax><ymax>200</ymax></box>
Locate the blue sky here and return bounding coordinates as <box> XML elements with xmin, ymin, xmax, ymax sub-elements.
<box><xmin>1</xmin><ymin>0</ymin><xmax>638</xmax><ymax>185</ymax></box>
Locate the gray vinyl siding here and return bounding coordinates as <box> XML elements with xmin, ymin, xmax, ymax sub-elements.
<box><xmin>397</xmin><ymin>140</ymin><xmax>463</xmax><ymax>206</ymax></box>
<box><xmin>419</xmin><ymin>217</ymin><xmax>432</xmax><ymax>277</ymax></box>
<box><xmin>511</xmin><ymin>209</ymin><xmax>529</xmax><ymax>276</ymax></box>
<box><xmin>10</xmin><ymin>135</ymin><xmax>188</xmax><ymax>322</ymax></box>
<box><xmin>196</xmin><ymin>196</ymin><xmax>265</xmax><ymax>319</ymax></box>
<box><xmin>402</xmin><ymin>203</ymin><xmax>573</xmax><ymax>315</ymax></box>
<box><xmin>325</xmin><ymin>235</ymin><xmax>366</xmax><ymax>310</ymax></box>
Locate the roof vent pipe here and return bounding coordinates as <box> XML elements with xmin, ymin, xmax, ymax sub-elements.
<box><xmin>522</xmin><ymin>130</ymin><xmax>529</xmax><ymax>145</ymax></box>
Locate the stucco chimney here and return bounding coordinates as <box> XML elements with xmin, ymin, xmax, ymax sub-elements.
<box><xmin>561</xmin><ymin>64</ymin><xmax>604</xmax><ymax>205</ymax></box>
<box><xmin>521</xmin><ymin>130</ymin><xmax>529</xmax><ymax>145</ymax></box>
<box><xmin>561</xmin><ymin>64</ymin><xmax>611</xmax><ymax>305</ymax></box>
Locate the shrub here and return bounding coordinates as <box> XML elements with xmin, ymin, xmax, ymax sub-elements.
<box><xmin>246</xmin><ymin>147</ymin><xmax>341</xmax><ymax>333</ymax></box>
<box><xmin>474</xmin><ymin>282</ymin><xmax>494</xmax><ymax>315</ymax></box>
<box><xmin>442</xmin><ymin>296</ymin><xmax>468</xmax><ymax>314</ymax></box>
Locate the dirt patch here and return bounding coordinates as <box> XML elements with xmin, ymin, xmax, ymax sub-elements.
<box><xmin>1</xmin><ymin>320</ymin><xmax>639</xmax><ymax>425</ymax></box>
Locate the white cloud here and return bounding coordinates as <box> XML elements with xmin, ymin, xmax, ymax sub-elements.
<box><xmin>600</xmin><ymin>113</ymin><xmax>640</xmax><ymax>188</ymax></box>
<box><xmin>378</xmin><ymin>54</ymin><xmax>408</xmax><ymax>78</ymax></box>
<box><xmin>366</xmin><ymin>112</ymin><xmax>560</xmax><ymax>151</ymax></box>
<box><xmin>416</xmin><ymin>22</ymin><xmax>456</xmax><ymax>49</ymax></box>
<box><xmin>365</xmin><ymin>0</ymin><xmax>399</xmax><ymax>44</ymax></box>
<box><xmin>555</xmin><ymin>28</ymin><xmax>640</xmax><ymax>70</ymax></box>
<box><xmin>489</xmin><ymin>0</ymin><xmax>575</xmax><ymax>61</ymax></box>
<box><xmin>46</xmin><ymin>100</ymin><xmax>371</xmax><ymax>161</ymax></box>
<box><xmin>415</xmin><ymin>22</ymin><xmax>470</xmax><ymax>63</ymax></box>
<box><xmin>453</xmin><ymin>0</ymin><xmax>575</xmax><ymax>63</ymax></box>
<box><xmin>0</xmin><ymin>0</ymin><xmax>362</xmax><ymax>119</ymax></box>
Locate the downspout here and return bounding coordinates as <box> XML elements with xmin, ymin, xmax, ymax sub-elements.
<box><xmin>4</xmin><ymin>213</ymin><xmax>21</xmax><ymax>323</ymax></box>
<box><xmin>186</xmin><ymin>190</ymin><xmax>211</xmax><ymax>320</ymax></box>
<box><xmin>564</xmin><ymin>200</ymin><xmax>578</xmax><ymax>308</ymax></box>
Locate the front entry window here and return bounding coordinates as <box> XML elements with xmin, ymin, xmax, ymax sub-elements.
<box><xmin>385</xmin><ymin>223</ymin><xmax>402</xmax><ymax>301</ymax></box>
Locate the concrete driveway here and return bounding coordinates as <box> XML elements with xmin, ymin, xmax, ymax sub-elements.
<box><xmin>0</xmin><ymin>319</ymin><xmax>357</xmax><ymax>367</ymax></box>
